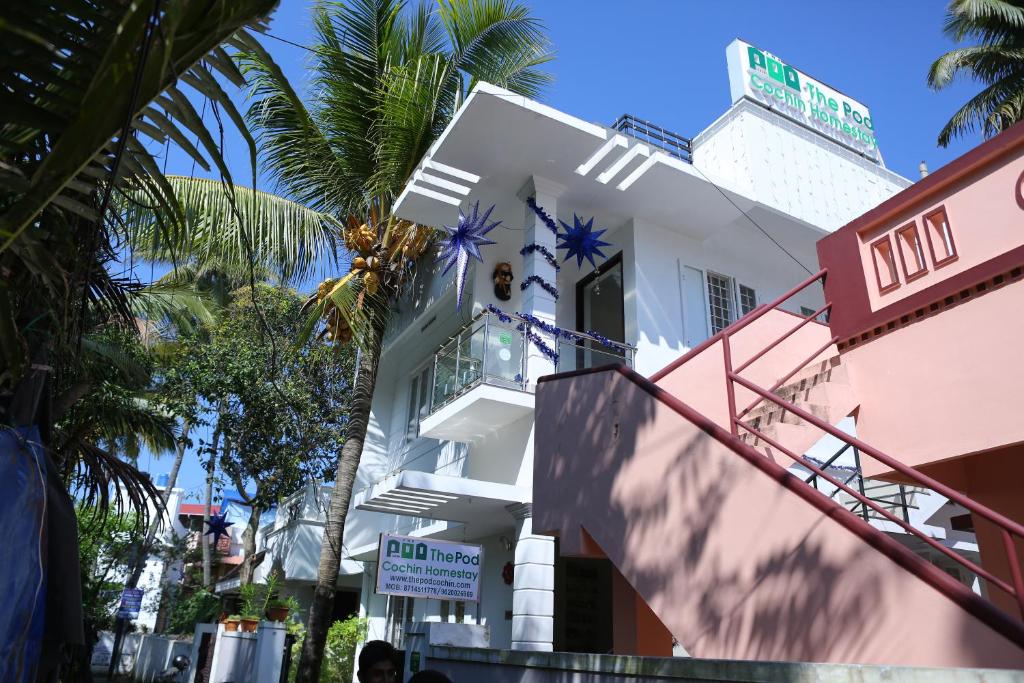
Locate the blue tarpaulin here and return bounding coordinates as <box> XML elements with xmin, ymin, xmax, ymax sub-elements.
<box><xmin>0</xmin><ymin>427</ymin><xmax>47</xmax><ymax>683</ymax></box>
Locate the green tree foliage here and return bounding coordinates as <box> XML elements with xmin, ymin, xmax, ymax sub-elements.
<box><xmin>58</xmin><ymin>324</ymin><xmax>176</xmax><ymax>520</ymax></box>
<box><xmin>929</xmin><ymin>0</ymin><xmax>1024</xmax><ymax>146</ymax></box>
<box><xmin>169</xmin><ymin>284</ymin><xmax>354</xmax><ymax>583</ymax></box>
<box><xmin>166</xmin><ymin>589</ymin><xmax>222</xmax><ymax>635</ymax></box>
<box><xmin>76</xmin><ymin>506</ymin><xmax>140</xmax><ymax>646</ymax></box>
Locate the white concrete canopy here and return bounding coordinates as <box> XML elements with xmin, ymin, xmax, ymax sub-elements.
<box><xmin>393</xmin><ymin>82</ymin><xmax>825</xmax><ymax>253</ymax></box>
<box><xmin>352</xmin><ymin>469</ymin><xmax>530</xmax><ymax>527</ymax></box>
<box><xmin>419</xmin><ymin>383</ymin><xmax>534</xmax><ymax>442</ymax></box>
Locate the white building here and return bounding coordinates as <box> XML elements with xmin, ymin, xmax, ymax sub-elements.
<box><xmin>252</xmin><ymin>40</ymin><xmax>981</xmax><ymax>658</ymax></box>
<box><xmin>102</xmin><ymin>475</ymin><xmax>188</xmax><ymax>633</ymax></box>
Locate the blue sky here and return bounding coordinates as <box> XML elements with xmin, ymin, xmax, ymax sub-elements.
<box><xmin>148</xmin><ymin>0</ymin><xmax>985</xmax><ymax>500</ymax></box>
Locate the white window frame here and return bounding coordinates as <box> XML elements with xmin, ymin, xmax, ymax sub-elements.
<box><xmin>405</xmin><ymin>361</ymin><xmax>433</xmax><ymax>442</ymax></box>
<box><xmin>386</xmin><ymin>595</ymin><xmax>415</xmax><ymax>647</ymax></box>
<box><xmin>738</xmin><ymin>283</ymin><xmax>757</xmax><ymax>317</ymax></box>
<box><xmin>705</xmin><ymin>271</ymin><xmax>757</xmax><ymax>335</ymax></box>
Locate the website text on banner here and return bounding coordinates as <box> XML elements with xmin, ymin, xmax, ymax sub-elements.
<box><xmin>375</xmin><ymin>534</ymin><xmax>483</xmax><ymax>602</ymax></box>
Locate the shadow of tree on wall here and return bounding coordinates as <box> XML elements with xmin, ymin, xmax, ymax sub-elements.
<box><xmin>534</xmin><ymin>368</ymin><xmax>892</xmax><ymax>664</ymax></box>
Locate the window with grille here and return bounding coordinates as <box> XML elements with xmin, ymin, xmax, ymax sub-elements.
<box><xmin>738</xmin><ymin>284</ymin><xmax>757</xmax><ymax>316</ymax></box>
<box><xmin>706</xmin><ymin>272</ymin><xmax>735</xmax><ymax>334</ymax></box>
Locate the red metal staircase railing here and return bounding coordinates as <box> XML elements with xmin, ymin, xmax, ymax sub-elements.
<box><xmin>684</xmin><ymin>268</ymin><xmax>1024</xmax><ymax>620</ymax></box>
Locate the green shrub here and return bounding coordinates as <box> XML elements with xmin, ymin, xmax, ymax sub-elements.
<box><xmin>320</xmin><ymin>616</ymin><xmax>368</xmax><ymax>683</ymax></box>
<box><xmin>166</xmin><ymin>589</ymin><xmax>221</xmax><ymax>635</ymax></box>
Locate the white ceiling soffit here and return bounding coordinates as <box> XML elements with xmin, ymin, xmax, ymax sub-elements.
<box><xmin>392</xmin><ymin>82</ymin><xmax>816</xmax><ymax>240</ymax></box>
<box><xmin>353</xmin><ymin>469</ymin><xmax>529</xmax><ymax>525</ymax></box>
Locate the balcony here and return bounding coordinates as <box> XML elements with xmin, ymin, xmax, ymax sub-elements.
<box><xmin>612</xmin><ymin>113</ymin><xmax>693</xmax><ymax>163</ymax></box>
<box><xmin>418</xmin><ymin>309</ymin><xmax>635</xmax><ymax>441</ymax></box>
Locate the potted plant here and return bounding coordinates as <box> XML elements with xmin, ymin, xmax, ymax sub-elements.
<box><xmin>224</xmin><ymin>615</ymin><xmax>241</xmax><ymax>632</ymax></box>
<box><xmin>266</xmin><ymin>599</ymin><xmax>290</xmax><ymax>623</ymax></box>
<box><xmin>240</xmin><ymin>614</ymin><xmax>260</xmax><ymax>632</ymax></box>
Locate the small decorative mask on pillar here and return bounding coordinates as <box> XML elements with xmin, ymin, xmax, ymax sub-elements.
<box><xmin>493</xmin><ymin>262</ymin><xmax>514</xmax><ymax>301</ymax></box>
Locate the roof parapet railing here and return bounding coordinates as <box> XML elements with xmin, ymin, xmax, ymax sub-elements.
<box><xmin>612</xmin><ymin>113</ymin><xmax>693</xmax><ymax>164</ymax></box>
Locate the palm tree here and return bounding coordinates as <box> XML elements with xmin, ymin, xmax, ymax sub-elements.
<box><xmin>929</xmin><ymin>0</ymin><xmax>1024</xmax><ymax>146</ymax></box>
<box><xmin>239</xmin><ymin>1</ymin><xmax>553</xmax><ymax>678</ymax></box>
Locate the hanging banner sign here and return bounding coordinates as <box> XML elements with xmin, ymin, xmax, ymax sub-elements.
<box><xmin>375</xmin><ymin>534</ymin><xmax>483</xmax><ymax>602</ymax></box>
<box><xmin>116</xmin><ymin>588</ymin><xmax>143</xmax><ymax>620</ymax></box>
<box><xmin>726</xmin><ymin>38</ymin><xmax>880</xmax><ymax>161</ymax></box>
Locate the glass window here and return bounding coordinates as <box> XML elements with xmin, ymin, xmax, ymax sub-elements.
<box><xmin>406</xmin><ymin>366</ymin><xmax>432</xmax><ymax>441</ymax></box>
<box><xmin>706</xmin><ymin>272</ymin><xmax>735</xmax><ymax>334</ymax></box>
<box><xmin>738</xmin><ymin>284</ymin><xmax>757</xmax><ymax>316</ymax></box>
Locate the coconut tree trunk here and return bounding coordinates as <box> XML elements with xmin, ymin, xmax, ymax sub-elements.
<box><xmin>203</xmin><ymin>402</ymin><xmax>231</xmax><ymax>587</ymax></box>
<box><xmin>296</xmin><ymin>311</ymin><xmax>387</xmax><ymax>683</ymax></box>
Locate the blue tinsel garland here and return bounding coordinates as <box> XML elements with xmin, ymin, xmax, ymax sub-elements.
<box><xmin>526</xmin><ymin>196</ymin><xmax>559</xmax><ymax>236</ymax></box>
<box><xmin>486</xmin><ymin>304</ymin><xmax>623</xmax><ymax>364</ymax></box>
<box><xmin>516</xmin><ymin>323</ymin><xmax>559</xmax><ymax>364</ymax></box>
<box><xmin>520</xmin><ymin>275</ymin><xmax>559</xmax><ymax>300</ymax></box>
<box><xmin>486</xmin><ymin>303</ymin><xmax>513</xmax><ymax>323</ymax></box>
<box><xmin>519</xmin><ymin>243</ymin><xmax>560</xmax><ymax>271</ymax></box>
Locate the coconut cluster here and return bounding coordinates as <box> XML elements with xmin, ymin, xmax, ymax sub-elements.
<box><xmin>313</xmin><ymin>217</ymin><xmax>433</xmax><ymax>343</ymax></box>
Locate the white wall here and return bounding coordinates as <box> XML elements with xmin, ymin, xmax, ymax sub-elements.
<box><xmin>693</xmin><ymin>100</ymin><xmax>910</xmax><ymax>233</ymax></box>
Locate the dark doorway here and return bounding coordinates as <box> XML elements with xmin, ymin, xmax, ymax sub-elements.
<box><xmin>331</xmin><ymin>589</ymin><xmax>360</xmax><ymax>623</ymax></box>
<box><xmin>575</xmin><ymin>252</ymin><xmax>625</xmax><ymax>370</ymax></box>
<box><xmin>553</xmin><ymin>556</ymin><xmax>613</xmax><ymax>654</ymax></box>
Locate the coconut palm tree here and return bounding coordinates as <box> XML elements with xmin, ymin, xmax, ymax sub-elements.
<box><xmin>929</xmin><ymin>0</ymin><xmax>1024</xmax><ymax>146</ymax></box>
<box><xmin>239</xmin><ymin>1</ymin><xmax>553</xmax><ymax>678</ymax></box>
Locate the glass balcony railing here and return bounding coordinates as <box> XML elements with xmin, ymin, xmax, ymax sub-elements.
<box><xmin>429</xmin><ymin>309</ymin><xmax>635</xmax><ymax>413</ymax></box>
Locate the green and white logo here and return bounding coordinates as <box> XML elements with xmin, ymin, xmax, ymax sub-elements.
<box><xmin>747</xmin><ymin>46</ymin><xmax>800</xmax><ymax>92</ymax></box>
<box><xmin>727</xmin><ymin>39</ymin><xmax>879</xmax><ymax>160</ymax></box>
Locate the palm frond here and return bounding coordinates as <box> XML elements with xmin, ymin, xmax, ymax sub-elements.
<box><xmin>0</xmin><ymin>2</ymin><xmax>278</xmax><ymax>250</ymax></box>
<box><xmin>235</xmin><ymin>31</ymin><xmax>356</xmax><ymax>216</ymax></box>
<box><xmin>130</xmin><ymin>281</ymin><xmax>219</xmax><ymax>338</ymax></box>
<box><xmin>930</xmin><ymin>0</ymin><xmax>1024</xmax><ymax>145</ymax></box>
<box><xmin>438</xmin><ymin>0</ymin><xmax>554</xmax><ymax>99</ymax></box>
<box><xmin>936</xmin><ymin>71</ymin><xmax>1024</xmax><ymax>145</ymax></box>
<box><xmin>127</xmin><ymin>175</ymin><xmax>342</xmax><ymax>282</ymax></box>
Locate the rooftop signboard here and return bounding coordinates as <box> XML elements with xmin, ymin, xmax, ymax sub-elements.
<box><xmin>726</xmin><ymin>39</ymin><xmax>879</xmax><ymax>161</ymax></box>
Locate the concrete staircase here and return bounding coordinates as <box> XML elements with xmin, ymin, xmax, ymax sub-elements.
<box><xmin>738</xmin><ymin>355</ymin><xmax>859</xmax><ymax>461</ymax></box>
<box><xmin>534</xmin><ymin>365</ymin><xmax>1024</xmax><ymax>667</ymax></box>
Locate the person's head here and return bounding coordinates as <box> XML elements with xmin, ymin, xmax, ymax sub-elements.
<box><xmin>408</xmin><ymin>671</ymin><xmax>452</xmax><ymax>683</ymax></box>
<box><xmin>356</xmin><ymin>640</ymin><xmax>398</xmax><ymax>683</ymax></box>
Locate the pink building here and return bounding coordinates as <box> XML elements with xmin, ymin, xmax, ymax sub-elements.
<box><xmin>534</xmin><ymin>121</ymin><xmax>1024</xmax><ymax>667</ymax></box>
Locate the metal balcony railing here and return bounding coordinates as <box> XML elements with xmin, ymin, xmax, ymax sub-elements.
<box><xmin>430</xmin><ymin>309</ymin><xmax>635</xmax><ymax>413</ymax></box>
<box><xmin>804</xmin><ymin>443</ymin><xmax>920</xmax><ymax>524</ymax></box>
<box><xmin>612</xmin><ymin>114</ymin><xmax>693</xmax><ymax>163</ymax></box>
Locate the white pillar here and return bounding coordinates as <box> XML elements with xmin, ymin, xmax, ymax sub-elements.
<box><xmin>517</xmin><ymin>176</ymin><xmax>566</xmax><ymax>384</ymax></box>
<box><xmin>254</xmin><ymin>621</ymin><xmax>287</xmax><ymax>682</ymax></box>
<box><xmin>508</xmin><ymin>503</ymin><xmax>555</xmax><ymax>651</ymax></box>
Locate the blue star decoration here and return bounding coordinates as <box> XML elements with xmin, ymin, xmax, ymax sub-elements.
<box><xmin>204</xmin><ymin>513</ymin><xmax>234</xmax><ymax>549</ymax></box>
<box><xmin>436</xmin><ymin>201</ymin><xmax>500</xmax><ymax>309</ymax></box>
<box><xmin>557</xmin><ymin>214</ymin><xmax>611</xmax><ymax>269</ymax></box>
